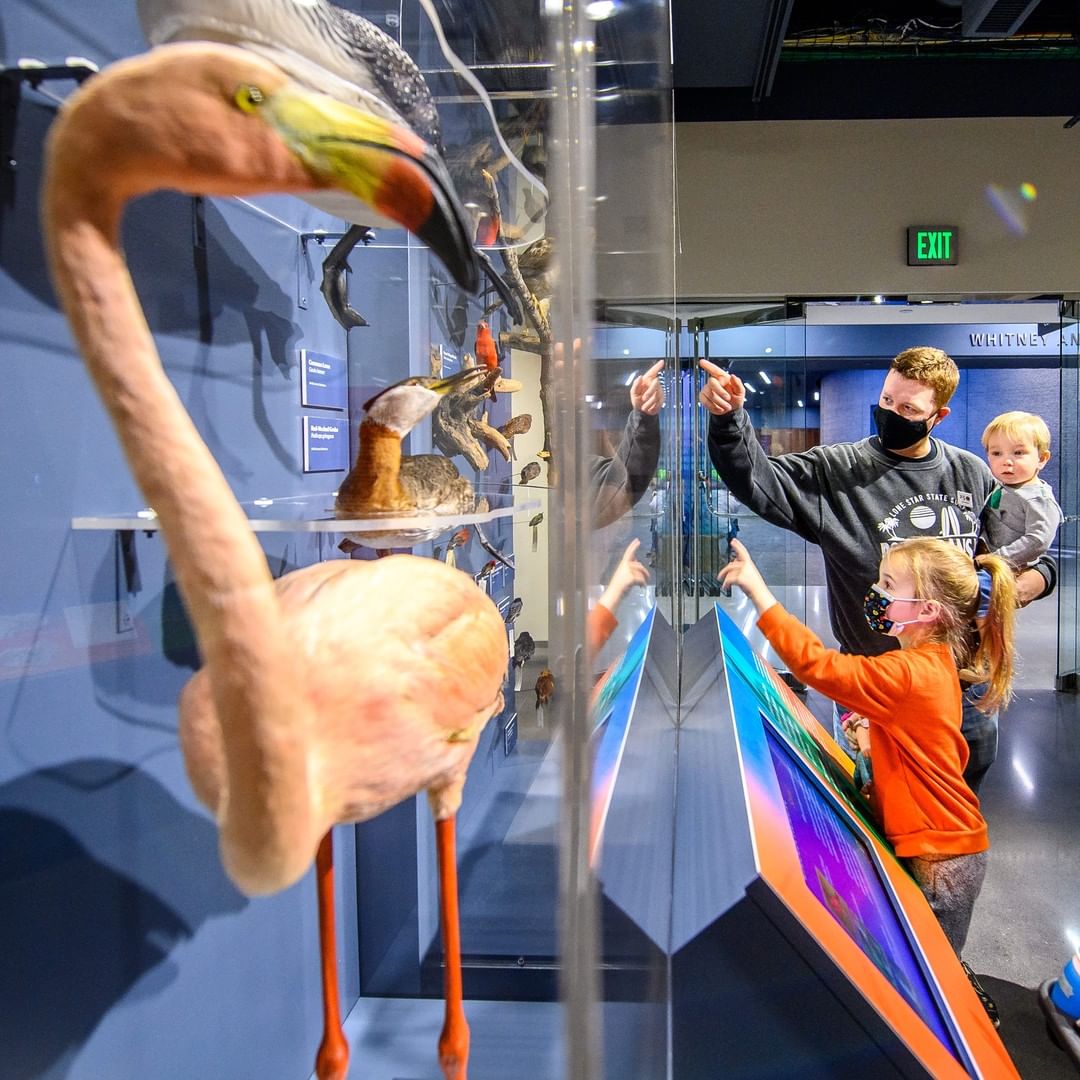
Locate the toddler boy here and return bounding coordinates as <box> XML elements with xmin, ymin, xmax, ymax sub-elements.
<box><xmin>981</xmin><ymin>411</ymin><xmax>1063</xmax><ymax>569</ymax></box>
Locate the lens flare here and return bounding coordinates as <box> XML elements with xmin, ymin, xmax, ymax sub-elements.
<box><xmin>1019</xmin><ymin>181</ymin><xmax>1037</xmax><ymax>201</ymax></box>
<box><xmin>985</xmin><ymin>183</ymin><xmax>1028</xmax><ymax>235</ymax></box>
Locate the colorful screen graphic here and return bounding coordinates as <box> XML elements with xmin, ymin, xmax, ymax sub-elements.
<box><xmin>765</xmin><ymin>727</ymin><xmax>960</xmax><ymax>1060</ymax></box>
<box><xmin>716</xmin><ymin>611</ymin><xmax>885</xmax><ymax>842</ymax></box>
<box><xmin>589</xmin><ymin>607</ymin><xmax>656</xmax><ymax>864</ymax></box>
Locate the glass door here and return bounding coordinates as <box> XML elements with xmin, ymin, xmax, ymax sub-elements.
<box><xmin>685</xmin><ymin>295</ymin><xmax>1079</xmax><ymax>703</ymax></box>
<box><xmin>1057</xmin><ymin>299</ymin><xmax>1079</xmax><ymax>689</ymax></box>
<box><xmin>685</xmin><ymin>303</ymin><xmax>814</xmax><ymax>652</ymax></box>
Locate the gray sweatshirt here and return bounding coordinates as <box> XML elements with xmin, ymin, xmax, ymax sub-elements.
<box><xmin>708</xmin><ymin>410</ymin><xmax>994</xmax><ymax>656</ymax></box>
<box><xmin>982</xmin><ymin>477</ymin><xmax>1063</xmax><ymax>569</ymax></box>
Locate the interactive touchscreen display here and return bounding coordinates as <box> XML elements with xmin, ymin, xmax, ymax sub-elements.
<box><xmin>716</xmin><ymin>608</ymin><xmax>885</xmax><ymax>843</ymax></box>
<box><xmin>764</xmin><ymin>727</ymin><xmax>960</xmax><ymax>1061</ymax></box>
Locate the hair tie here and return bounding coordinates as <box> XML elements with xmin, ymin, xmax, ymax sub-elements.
<box><xmin>975</xmin><ymin>567</ymin><xmax>993</xmax><ymax>619</ymax></box>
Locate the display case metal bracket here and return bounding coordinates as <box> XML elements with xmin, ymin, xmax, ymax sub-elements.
<box><xmin>0</xmin><ymin>59</ymin><xmax>97</xmax><ymax>208</ymax></box>
<box><xmin>298</xmin><ymin>230</ymin><xmax>348</xmax><ymax>311</ymax></box>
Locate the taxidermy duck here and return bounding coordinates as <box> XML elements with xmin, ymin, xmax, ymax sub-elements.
<box><xmin>335</xmin><ymin>368</ymin><xmax>488</xmax><ymax>549</ymax></box>
<box><xmin>42</xmin><ymin>43</ymin><xmax>507</xmax><ymax>1080</ymax></box>
<box><xmin>137</xmin><ymin>0</ymin><xmax>521</xmax><ymax>328</ymax></box>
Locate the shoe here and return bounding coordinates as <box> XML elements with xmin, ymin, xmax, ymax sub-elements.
<box><xmin>961</xmin><ymin>960</ymin><xmax>1000</xmax><ymax>1028</ymax></box>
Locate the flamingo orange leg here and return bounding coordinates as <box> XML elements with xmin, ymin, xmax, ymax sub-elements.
<box><xmin>315</xmin><ymin>831</ymin><xmax>350</xmax><ymax>1080</ymax></box>
<box><xmin>436</xmin><ymin>815</ymin><xmax>470</xmax><ymax>1080</ymax></box>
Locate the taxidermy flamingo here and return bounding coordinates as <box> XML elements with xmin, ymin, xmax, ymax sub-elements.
<box><xmin>137</xmin><ymin>0</ymin><xmax>522</xmax><ymax>329</ymax></box>
<box><xmin>42</xmin><ymin>42</ymin><xmax>508</xmax><ymax>1080</ymax></box>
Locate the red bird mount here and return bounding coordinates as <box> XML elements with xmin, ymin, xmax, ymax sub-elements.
<box><xmin>475</xmin><ymin>319</ymin><xmax>499</xmax><ymax>370</ymax></box>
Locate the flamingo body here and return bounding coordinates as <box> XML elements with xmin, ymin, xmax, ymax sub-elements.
<box><xmin>180</xmin><ymin>556</ymin><xmax>506</xmax><ymax>833</ymax></box>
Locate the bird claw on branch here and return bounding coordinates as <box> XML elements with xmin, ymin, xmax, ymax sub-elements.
<box><xmin>431</xmin><ymin>367</ymin><xmax>503</xmax><ymax>470</ymax></box>
<box><xmin>471</xmin><ymin>412</ymin><xmax>511</xmax><ymax>462</ymax></box>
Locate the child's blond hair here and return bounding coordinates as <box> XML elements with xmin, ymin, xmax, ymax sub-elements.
<box><xmin>981</xmin><ymin>411</ymin><xmax>1052</xmax><ymax>457</ymax></box>
<box><xmin>885</xmin><ymin>538</ymin><xmax>1016</xmax><ymax>715</ymax></box>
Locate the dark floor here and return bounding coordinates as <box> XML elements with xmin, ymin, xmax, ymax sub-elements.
<box><xmin>963</xmin><ymin>690</ymin><xmax>1080</xmax><ymax>1078</ymax></box>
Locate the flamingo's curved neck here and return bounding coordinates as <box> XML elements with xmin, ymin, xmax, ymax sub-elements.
<box><xmin>43</xmin><ymin>81</ymin><xmax>315</xmax><ymax>894</ymax></box>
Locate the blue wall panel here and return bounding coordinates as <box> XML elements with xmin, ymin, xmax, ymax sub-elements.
<box><xmin>821</xmin><ymin>366</ymin><xmax>1061</xmax><ymax>496</ymax></box>
<box><xmin>961</xmin><ymin>367</ymin><xmax>1061</xmax><ymax>495</ymax></box>
<box><xmin>0</xmin><ymin>5</ymin><xmax>371</xmax><ymax>1078</ymax></box>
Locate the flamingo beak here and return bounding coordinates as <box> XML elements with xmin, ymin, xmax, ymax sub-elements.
<box><xmin>257</xmin><ymin>86</ymin><xmax>481</xmax><ymax>293</ymax></box>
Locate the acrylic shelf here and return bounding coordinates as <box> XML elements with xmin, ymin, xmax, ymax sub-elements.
<box><xmin>71</xmin><ymin>490</ymin><xmax>541</xmax><ymax>535</ymax></box>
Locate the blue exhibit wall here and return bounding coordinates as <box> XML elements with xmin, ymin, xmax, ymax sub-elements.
<box><xmin>0</xmin><ymin>5</ymin><xmax>463</xmax><ymax>1078</ymax></box>
<box><xmin>820</xmin><ymin>366</ymin><xmax>1061</xmax><ymax>495</ymax></box>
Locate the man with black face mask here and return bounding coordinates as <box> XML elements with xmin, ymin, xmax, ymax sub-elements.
<box><xmin>700</xmin><ymin>345</ymin><xmax>1055</xmax><ymax>792</ymax></box>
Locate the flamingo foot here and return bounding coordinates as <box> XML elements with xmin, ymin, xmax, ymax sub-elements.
<box><xmin>315</xmin><ymin>1034</ymin><xmax>350</xmax><ymax>1080</ymax></box>
<box><xmin>438</xmin><ymin>1018</ymin><xmax>470</xmax><ymax>1080</ymax></box>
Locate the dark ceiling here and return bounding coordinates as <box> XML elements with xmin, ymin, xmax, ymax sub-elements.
<box><xmin>672</xmin><ymin>0</ymin><xmax>1080</xmax><ymax>121</ymax></box>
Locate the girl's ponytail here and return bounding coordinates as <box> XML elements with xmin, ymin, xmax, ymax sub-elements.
<box><xmin>970</xmin><ymin>554</ymin><xmax>1017</xmax><ymax>715</ymax></box>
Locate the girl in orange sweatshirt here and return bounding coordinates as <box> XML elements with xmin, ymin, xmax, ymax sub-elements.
<box><xmin>719</xmin><ymin>536</ymin><xmax>1016</xmax><ymax>957</ymax></box>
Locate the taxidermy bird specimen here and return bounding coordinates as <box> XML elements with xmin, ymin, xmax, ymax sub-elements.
<box><xmin>444</xmin><ymin>527</ymin><xmax>471</xmax><ymax>568</ymax></box>
<box><xmin>485</xmin><ymin>234</ymin><xmax>553</xmax><ymax>321</ymax></box>
<box><xmin>528</xmin><ymin>511</ymin><xmax>544</xmax><ymax>551</ymax></box>
<box><xmin>474</xmin><ymin>559</ymin><xmax>499</xmax><ymax>585</ymax></box>
<box><xmin>513</xmin><ymin>630</ymin><xmax>536</xmax><ymax>690</ymax></box>
<box><xmin>431</xmin><ymin>364</ymin><xmax>520</xmax><ymax>471</ymax></box>
<box><xmin>514</xmin><ymin>235</ymin><xmax>554</xmax><ymax>307</ymax></box>
<box><xmin>499</xmin><ymin>413</ymin><xmax>532</xmax><ymax>459</ymax></box>
<box><xmin>42</xmin><ymin>43</ymin><xmax>508</xmax><ymax>1080</ymax></box>
<box><xmin>504</xmin><ymin>597</ymin><xmax>523</xmax><ymax>625</ymax></box>
<box><xmin>335</xmin><ymin>368</ymin><xmax>489</xmax><ymax>549</ymax></box>
<box><xmin>519</xmin><ymin>461</ymin><xmax>541</xmax><ymax>486</ymax></box>
<box><xmin>534</xmin><ymin>668</ymin><xmax>555</xmax><ymax>711</ymax></box>
<box><xmin>137</xmin><ymin>0</ymin><xmax>521</xmax><ymax>329</ymax></box>
<box><xmin>475</xmin><ymin>319</ymin><xmax>499</xmax><ymax>371</ymax></box>
<box><xmin>514</xmin><ymin>631</ymin><xmax>536</xmax><ymax>667</ymax></box>
<box><xmin>474</xmin><ymin>320</ymin><xmax>500</xmax><ymax>401</ymax></box>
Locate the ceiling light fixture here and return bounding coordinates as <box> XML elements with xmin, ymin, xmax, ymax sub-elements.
<box><xmin>585</xmin><ymin>0</ymin><xmax>616</xmax><ymax>19</ymax></box>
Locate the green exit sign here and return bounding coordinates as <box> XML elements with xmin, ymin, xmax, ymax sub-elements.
<box><xmin>907</xmin><ymin>226</ymin><xmax>959</xmax><ymax>265</ymax></box>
